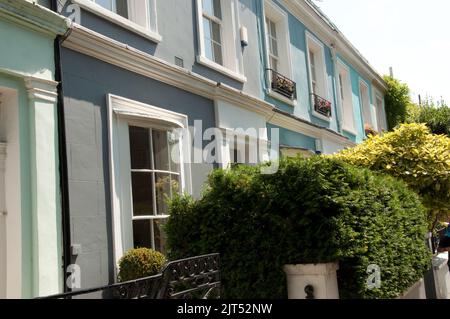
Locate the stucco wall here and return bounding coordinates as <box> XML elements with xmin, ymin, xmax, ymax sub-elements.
<box><xmin>0</xmin><ymin>16</ymin><xmax>62</xmax><ymax>297</ymax></box>
<box><xmin>0</xmin><ymin>19</ymin><xmax>55</xmax><ymax>80</ymax></box>
<box><xmin>59</xmin><ymin>0</ymin><xmax>263</xmax><ymax>98</ymax></box>
<box><xmin>61</xmin><ymin>47</ymin><xmax>216</xmax><ymax>288</ymax></box>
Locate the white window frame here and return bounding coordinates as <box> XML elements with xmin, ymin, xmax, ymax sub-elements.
<box><xmin>306</xmin><ymin>31</ymin><xmax>330</xmax><ymax>122</ymax></box>
<box><xmin>359</xmin><ymin>80</ymin><xmax>373</xmax><ymax>132</ymax></box>
<box><xmin>263</xmin><ymin>0</ymin><xmax>295</xmax><ymax>106</ymax></box>
<box><xmin>218</xmin><ymin>128</ymin><xmax>269</xmax><ymax>169</ymax></box>
<box><xmin>337</xmin><ymin>60</ymin><xmax>357</xmax><ymax>135</ymax></box>
<box><xmin>373</xmin><ymin>89</ymin><xmax>387</xmax><ymax>132</ymax></box>
<box><xmin>72</xmin><ymin>0</ymin><xmax>161</xmax><ymax>43</ymax></box>
<box><xmin>265</xmin><ymin>16</ymin><xmax>279</xmax><ymax>72</ymax></box>
<box><xmin>107</xmin><ymin>94</ymin><xmax>192</xmax><ymax>269</ymax></box>
<box><xmin>195</xmin><ymin>0</ymin><xmax>246</xmax><ymax>83</ymax></box>
<box><xmin>201</xmin><ymin>1</ymin><xmax>224</xmax><ymax>65</ymax></box>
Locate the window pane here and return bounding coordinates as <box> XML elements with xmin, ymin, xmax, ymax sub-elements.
<box><xmin>129</xmin><ymin>126</ymin><xmax>151</xmax><ymax>169</ymax></box>
<box><xmin>309</xmin><ymin>51</ymin><xmax>315</xmax><ymax>67</ymax></box>
<box><xmin>115</xmin><ymin>0</ymin><xmax>128</xmax><ymax>18</ymax></box>
<box><xmin>168</xmin><ymin>131</ymin><xmax>181</xmax><ymax>173</ymax></box>
<box><xmin>171</xmin><ymin>174</ymin><xmax>181</xmax><ymax>194</ymax></box>
<box><xmin>213</xmin><ymin>42</ymin><xmax>223</xmax><ymax>65</ymax></box>
<box><xmin>95</xmin><ymin>0</ymin><xmax>113</xmax><ymax>11</ymax></box>
<box><xmin>271</xmin><ymin>38</ymin><xmax>278</xmax><ymax>57</ymax></box>
<box><xmin>311</xmin><ymin>66</ymin><xmax>317</xmax><ymax>82</ymax></box>
<box><xmin>339</xmin><ymin>74</ymin><xmax>344</xmax><ymax>100</ymax></box>
<box><xmin>203</xmin><ymin>19</ymin><xmax>214</xmax><ymax>61</ymax></box>
<box><xmin>203</xmin><ymin>0</ymin><xmax>221</xmax><ymax>19</ymax></box>
<box><xmin>133</xmin><ymin>219</ymin><xmax>152</xmax><ymax>249</ymax></box>
<box><xmin>152</xmin><ymin>130</ymin><xmax>170</xmax><ymax>171</ymax></box>
<box><xmin>211</xmin><ymin>21</ymin><xmax>221</xmax><ymax>44</ymax></box>
<box><xmin>270</xmin><ymin>21</ymin><xmax>277</xmax><ymax>38</ymax></box>
<box><xmin>153</xmin><ymin>219</ymin><xmax>168</xmax><ymax>253</ymax></box>
<box><xmin>155</xmin><ymin>173</ymin><xmax>171</xmax><ymax>215</ymax></box>
<box><xmin>270</xmin><ymin>57</ymin><xmax>278</xmax><ymax>72</ymax></box>
<box><xmin>131</xmin><ymin>172</ymin><xmax>154</xmax><ymax>216</ymax></box>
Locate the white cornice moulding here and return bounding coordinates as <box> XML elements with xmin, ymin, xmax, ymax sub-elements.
<box><xmin>24</xmin><ymin>77</ymin><xmax>58</xmax><ymax>103</ymax></box>
<box><xmin>63</xmin><ymin>24</ymin><xmax>354</xmax><ymax>149</ymax></box>
<box><xmin>0</xmin><ymin>0</ymin><xmax>70</xmax><ymax>36</ymax></box>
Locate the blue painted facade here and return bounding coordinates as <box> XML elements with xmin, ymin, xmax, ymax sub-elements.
<box><xmin>257</xmin><ymin>0</ymin><xmax>385</xmax><ymax>149</ymax></box>
<box><xmin>2</xmin><ymin>0</ymin><xmax>387</xmax><ymax>293</ymax></box>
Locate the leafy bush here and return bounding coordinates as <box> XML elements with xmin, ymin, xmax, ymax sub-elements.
<box><xmin>334</xmin><ymin>123</ymin><xmax>450</xmax><ymax>228</ymax></box>
<box><xmin>408</xmin><ymin>104</ymin><xmax>450</xmax><ymax>137</ymax></box>
<box><xmin>383</xmin><ymin>76</ymin><xmax>411</xmax><ymax>130</ymax></box>
<box><xmin>166</xmin><ymin>157</ymin><xmax>430</xmax><ymax>299</ymax></box>
<box><xmin>118</xmin><ymin>248</ymin><xmax>167</xmax><ymax>282</ymax></box>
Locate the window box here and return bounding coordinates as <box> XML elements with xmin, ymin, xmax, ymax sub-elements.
<box><xmin>311</xmin><ymin>93</ymin><xmax>332</xmax><ymax>118</ymax></box>
<box><xmin>267</xmin><ymin>68</ymin><xmax>296</xmax><ymax>100</ymax></box>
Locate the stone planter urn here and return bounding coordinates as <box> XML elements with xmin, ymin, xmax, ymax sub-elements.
<box><xmin>283</xmin><ymin>263</ymin><xmax>340</xmax><ymax>299</ymax></box>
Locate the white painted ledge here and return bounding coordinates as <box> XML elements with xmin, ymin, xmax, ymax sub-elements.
<box><xmin>72</xmin><ymin>0</ymin><xmax>162</xmax><ymax>43</ymax></box>
<box><xmin>312</xmin><ymin>110</ymin><xmax>332</xmax><ymax>122</ymax></box>
<box><xmin>196</xmin><ymin>55</ymin><xmax>247</xmax><ymax>83</ymax></box>
<box><xmin>268</xmin><ymin>89</ymin><xmax>296</xmax><ymax>107</ymax></box>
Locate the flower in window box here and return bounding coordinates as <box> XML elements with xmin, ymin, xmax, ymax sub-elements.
<box><xmin>274</xmin><ymin>75</ymin><xmax>295</xmax><ymax>95</ymax></box>
<box><xmin>364</xmin><ymin>123</ymin><xmax>378</xmax><ymax>136</ymax></box>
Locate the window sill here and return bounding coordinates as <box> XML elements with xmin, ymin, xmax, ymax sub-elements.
<box><xmin>312</xmin><ymin>110</ymin><xmax>332</xmax><ymax>122</ymax></box>
<box><xmin>72</xmin><ymin>0</ymin><xmax>162</xmax><ymax>43</ymax></box>
<box><xmin>196</xmin><ymin>55</ymin><xmax>247</xmax><ymax>83</ymax></box>
<box><xmin>342</xmin><ymin>126</ymin><xmax>358</xmax><ymax>136</ymax></box>
<box><xmin>267</xmin><ymin>89</ymin><xmax>296</xmax><ymax>107</ymax></box>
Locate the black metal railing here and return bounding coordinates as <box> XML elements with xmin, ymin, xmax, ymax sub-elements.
<box><xmin>38</xmin><ymin>253</ymin><xmax>221</xmax><ymax>299</ymax></box>
<box><xmin>267</xmin><ymin>68</ymin><xmax>297</xmax><ymax>100</ymax></box>
<box><xmin>311</xmin><ymin>93</ymin><xmax>332</xmax><ymax>117</ymax></box>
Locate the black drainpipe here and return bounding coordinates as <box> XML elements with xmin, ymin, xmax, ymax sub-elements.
<box><xmin>52</xmin><ymin>0</ymin><xmax>72</xmax><ymax>293</ymax></box>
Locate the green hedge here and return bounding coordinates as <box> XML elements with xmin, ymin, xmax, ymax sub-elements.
<box><xmin>410</xmin><ymin>104</ymin><xmax>450</xmax><ymax>137</ymax></box>
<box><xmin>166</xmin><ymin>157</ymin><xmax>430</xmax><ymax>298</ymax></box>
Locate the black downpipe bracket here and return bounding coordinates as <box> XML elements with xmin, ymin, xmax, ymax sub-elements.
<box><xmin>52</xmin><ymin>0</ymin><xmax>72</xmax><ymax>293</ymax></box>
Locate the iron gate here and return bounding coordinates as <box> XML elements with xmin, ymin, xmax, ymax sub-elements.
<box><xmin>39</xmin><ymin>253</ymin><xmax>220</xmax><ymax>299</ymax></box>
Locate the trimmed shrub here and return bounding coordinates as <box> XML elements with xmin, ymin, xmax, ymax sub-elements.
<box><xmin>118</xmin><ymin>248</ymin><xmax>167</xmax><ymax>282</ymax></box>
<box><xmin>166</xmin><ymin>157</ymin><xmax>430</xmax><ymax>299</ymax></box>
<box><xmin>333</xmin><ymin>123</ymin><xmax>450</xmax><ymax>228</ymax></box>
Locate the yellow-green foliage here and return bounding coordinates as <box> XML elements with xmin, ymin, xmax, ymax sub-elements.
<box><xmin>334</xmin><ymin>123</ymin><xmax>450</xmax><ymax>226</ymax></box>
<box><xmin>118</xmin><ymin>248</ymin><xmax>166</xmax><ymax>282</ymax></box>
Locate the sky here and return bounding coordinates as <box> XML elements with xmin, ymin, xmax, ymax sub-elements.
<box><xmin>313</xmin><ymin>0</ymin><xmax>450</xmax><ymax>105</ymax></box>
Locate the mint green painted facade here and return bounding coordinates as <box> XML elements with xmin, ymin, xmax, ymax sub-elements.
<box><xmin>267</xmin><ymin>123</ymin><xmax>317</xmax><ymax>152</ymax></box>
<box><xmin>0</xmin><ymin>0</ymin><xmax>69</xmax><ymax>298</ymax></box>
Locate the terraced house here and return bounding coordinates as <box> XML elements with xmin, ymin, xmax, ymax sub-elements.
<box><xmin>0</xmin><ymin>0</ymin><xmax>388</xmax><ymax>297</ymax></box>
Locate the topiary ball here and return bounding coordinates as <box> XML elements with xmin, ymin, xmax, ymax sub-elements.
<box><xmin>118</xmin><ymin>248</ymin><xmax>167</xmax><ymax>282</ymax></box>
